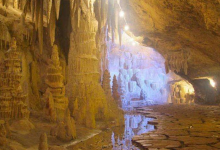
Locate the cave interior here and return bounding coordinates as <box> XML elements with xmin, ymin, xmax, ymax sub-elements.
<box><xmin>0</xmin><ymin>0</ymin><xmax>220</xmax><ymax>149</ymax></box>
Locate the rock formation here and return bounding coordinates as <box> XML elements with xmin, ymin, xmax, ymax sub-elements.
<box><xmin>38</xmin><ymin>133</ymin><xmax>48</xmax><ymax>150</ymax></box>
<box><xmin>44</xmin><ymin>45</ymin><xmax>68</xmax><ymax>122</ymax></box>
<box><xmin>0</xmin><ymin>21</ymin><xmax>11</xmax><ymax>50</ymax></box>
<box><xmin>169</xmin><ymin>81</ymin><xmax>195</xmax><ymax>104</ymax></box>
<box><xmin>102</xmin><ymin>70</ymin><xmax>111</xmax><ymax>96</ymax></box>
<box><xmin>50</xmin><ymin>109</ymin><xmax>76</xmax><ymax>141</ymax></box>
<box><xmin>112</xmin><ymin>75</ymin><xmax>121</xmax><ymax>107</ymax></box>
<box><xmin>0</xmin><ymin>38</ymin><xmax>30</xmax><ymax>120</ymax></box>
<box><xmin>164</xmin><ymin>50</ymin><xmax>190</xmax><ymax>75</ymax></box>
<box><xmin>67</xmin><ymin>0</ymin><xmax>120</xmax><ymax>128</ymax></box>
<box><xmin>0</xmin><ymin>123</ymin><xmax>7</xmax><ymax>146</ymax></box>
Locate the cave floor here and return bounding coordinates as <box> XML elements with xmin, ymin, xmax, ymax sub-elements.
<box><xmin>8</xmin><ymin>104</ymin><xmax>220</xmax><ymax>150</ymax></box>
<box><xmin>133</xmin><ymin>104</ymin><xmax>220</xmax><ymax>150</ymax></box>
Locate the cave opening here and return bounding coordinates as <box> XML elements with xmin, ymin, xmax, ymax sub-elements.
<box><xmin>56</xmin><ymin>0</ymin><xmax>71</xmax><ymax>63</ymax></box>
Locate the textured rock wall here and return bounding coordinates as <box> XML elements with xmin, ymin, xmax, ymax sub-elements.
<box><xmin>122</xmin><ymin>0</ymin><xmax>220</xmax><ymax>104</ymax></box>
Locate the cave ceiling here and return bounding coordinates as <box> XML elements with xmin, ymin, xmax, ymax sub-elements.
<box><xmin>122</xmin><ymin>0</ymin><xmax>220</xmax><ymax>79</ymax></box>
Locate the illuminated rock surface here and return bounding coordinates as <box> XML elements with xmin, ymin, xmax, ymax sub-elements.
<box><xmin>0</xmin><ymin>0</ymin><xmax>220</xmax><ymax>149</ymax></box>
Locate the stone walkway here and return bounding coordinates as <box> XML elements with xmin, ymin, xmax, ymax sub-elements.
<box><xmin>132</xmin><ymin>104</ymin><xmax>220</xmax><ymax>150</ymax></box>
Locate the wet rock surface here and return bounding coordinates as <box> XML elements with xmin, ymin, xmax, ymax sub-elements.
<box><xmin>132</xmin><ymin>104</ymin><xmax>220</xmax><ymax>149</ymax></box>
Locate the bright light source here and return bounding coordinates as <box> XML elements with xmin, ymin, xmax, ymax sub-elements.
<box><xmin>132</xmin><ymin>42</ymin><xmax>136</xmax><ymax>46</ymax></box>
<box><xmin>210</xmin><ymin>79</ymin><xmax>216</xmax><ymax>87</ymax></box>
<box><xmin>119</xmin><ymin>11</ymin><xmax>125</xmax><ymax>17</ymax></box>
<box><xmin>124</xmin><ymin>25</ymin><xmax>129</xmax><ymax>31</ymax></box>
<box><xmin>130</xmin><ymin>38</ymin><xmax>134</xmax><ymax>42</ymax></box>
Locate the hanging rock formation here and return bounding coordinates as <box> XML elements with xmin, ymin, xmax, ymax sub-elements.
<box><xmin>44</xmin><ymin>45</ymin><xmax>68</xmax><ymax>122</ymax></box>
<box><xmin>165</xmin><ymin>50</ymin><xmax>190</xmax><ymax>75</ymax></box>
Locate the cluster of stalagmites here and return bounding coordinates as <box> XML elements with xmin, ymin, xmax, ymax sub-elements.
<box><xmin>165</xmin><ymin>50</ymin><xmax>190</xmax><ymax>75</ymax></box>
<box><xmin>43</xmin><ymin>45</ymin><xmax>76</xmax><ymax>141</ymax></box>
<box><xmin>0</xmin><ymin>38</ymin><xmax>33</xmax><ymax>148</ymax></box>
<box><xmin>0</xmin><ymin>38</ymin><xmax>30</xmax><ymax>120</ymax></box>
<box><xmin>169</xmin><ymin>82</ymin><xmax>195</xmax><ymax>104</ymax></box>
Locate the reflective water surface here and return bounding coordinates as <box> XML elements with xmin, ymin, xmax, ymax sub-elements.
<box><xmin>111</xmin><ymin>114</ymin><xmax>154</xmax><ymax>150</ymax></box>
<box><xmin>67</xmin><ymin>113</ymin><xmax>154</xmax><ymax>150</ymax></box>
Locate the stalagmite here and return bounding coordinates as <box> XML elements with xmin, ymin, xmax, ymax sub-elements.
<box><xmin>0</xmin><ymin>124</ymin><xmax>7</xmax><ymax>146</ymax></box>
<box><xmin>102</xmin><ymin>70</ymin><xmax>112</xmax><ymax>96</ymax></box>
<box><xmin>51</xmin><ymin>109</ymin><xmax>77</xmax><ymax>141</ymax></box>
<box><xmin>38</xmin><ymin>133</ymin><xmax>48</xmax><ymax>150</ymax></box>
<box><xmin>0</xmin><ymin>38</ymin><xmax>30</xmax><ymax>120</ymax></box>
<box><xmin>112</xmin><ymin>75</ymin><xmax>121</xmax><ymax>107</ymax></box>
<box><xmin>44</xmin><ymin>45</ymin><xmax>68</xmax><ymax>122</ymax></box>
<box><xmin>64</xmin><ymin>109</ymin><xmax>76</xmax><ymax>139</ymax></box>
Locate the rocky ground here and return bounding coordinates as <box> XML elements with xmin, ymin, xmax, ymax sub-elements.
<box><xmin>133</xmin><ymin>104</ymin><xmax>220</xmax><ymax>150</ymax></box>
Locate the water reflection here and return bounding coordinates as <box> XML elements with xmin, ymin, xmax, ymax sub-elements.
<box><xmin>112</xmin><ymin>114</ymin><xmax>154</xmax><ymax>150</ymax></box>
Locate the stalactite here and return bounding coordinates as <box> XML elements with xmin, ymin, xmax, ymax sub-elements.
<box><xmin>107</xmin><ymin>0</ymin><xmax>112</xmax><ymax>33</ymax></box>
<box><xmin>165</xmin><ymin>50</ymin><xmax>190</xmax><ymax>75</ymax></box>
<box><xmin>34</xmin><ymin>0</ymin><xmax>40</xmax><ymax>31</ymax></box>
<box><xmin>38</xmin><ymin>0</ymin><xmax>43</xmax><ymax>54</ymax></box>
<box><xmin>70</xmin><ymin>0</ymin><xmax>74</xmax><ymax>10</ymax></box>
<box><xmin>114</xmin><ymin>0</ymin><xmax>119</xmax><ymax>41</ymax></box>
<box><xmin>118</xmin><ymin>7</ymin><xmax>122</xmax><ymax>46</ymax></box>
<box><xmin>49</xmin><ymin>1</ymin><xmax>56</xmax><ymax>46</ymax></box>
<box><xmin>111</xmin><ymin>0</ymin><xmax>115</xmax><ymax>43</ymax></box>
<box><xmin>47</xmin><ymin>0</ymin><xmax>52</xmax><ymax>24</ymax></box>
<box><xmin>97</xmin><ymin>0</ymin><xmax>102</xmax><ymax>33</ymax></box>
<box><xmin>77</xmin><ymin>7</ymin><xmax>81</xmax><ymax>28</ymax></box>
<box><xmin>22</xmin><ymin>0</ymin><xmax>30</xmax><ymax>16</ymax></box>
<box><xmin>101</xmin><ymin>0</ymin><xmax>106</xmax><ymax>27</ymax></box>
<box><xmin>31</xmin><ymin>0</ymin><xmax>35</xmax><ymax>22</ymax></box>
<box><xmin>2</xmin><ymin>0</ymin><xmax>8</xmax><ymax>6</ymax></box>
<box><xmin>54</xmin><ymin>0</ymin><xmax>61</xmax><ymax>20</ymax></box>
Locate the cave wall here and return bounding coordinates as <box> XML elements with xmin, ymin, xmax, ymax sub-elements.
<box><xmin>122</xmin><ymin>0</ymin><xmax>220</xmax><ymax>104</ymax></box>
